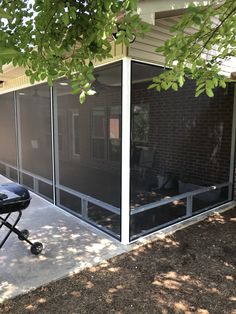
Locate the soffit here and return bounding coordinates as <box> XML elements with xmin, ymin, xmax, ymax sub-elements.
<box><xmin>0</xmin><ymin>64</ymin><xmax>25</xmax><ymax>81</ymax></box>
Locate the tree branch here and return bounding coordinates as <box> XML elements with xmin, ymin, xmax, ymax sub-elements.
<box><xmin>194</xmin><ymin>4</ymin><xmax>236</xmax><ymax>60</ymax></box>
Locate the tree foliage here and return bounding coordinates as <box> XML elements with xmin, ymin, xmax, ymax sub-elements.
<box><xmin>150</xmin><ymin>0</ymin><xmax>236</xmax><ymax>97</ymax></box>
<box><xmin>0</xmin><ymin>0</ymin><xmax>148</xmax><ymax>103</ymax></box>
<box><xmin>0</xmin><ymin>0</ymin><xmax>235</xmax><ymax>101</ymax></box>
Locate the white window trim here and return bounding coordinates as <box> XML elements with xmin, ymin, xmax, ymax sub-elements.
<box><xmin>72</xmin><ymin>112</ymin><xmax>80</xmax><ymax>158</ymax></box>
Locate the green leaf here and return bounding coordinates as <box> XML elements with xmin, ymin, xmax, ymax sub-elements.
<box><xmin>147</xmin><ymin>83</ymin><xmax>157</xmax><ymax>90</ymax></box>
<box><xmin>219</xmin><ymin>80</ymin><xmax>226</xmax><ymax>88</ymax></box>
<box><xmin>196</xmin><ymin>83</ymin><xmax>205</xmax><ymax>91</ymax></box>
<box><xmin>30</xmin><ymin>76</ymin><xmax>35</xmax><ymax>85</ymax></box>
<box><xmin>71</xmin><ymin>86</ymin><xmax>81</xmax><ymax>94</ymax></box>
<box><xmin>192</xmin><ymin>15</ymin><xmax>201</xmax><ymax>25</ymax></box>
<box><xmin>0</xmin><ymin>7</ymin><xmax>12</xmax><ymax>19</ymax></box>
<box><xmin>62</xmin><ymin>12</ymin><xmax>70</xmax><ymax>26</ymax></box>
<box><xmin>195</xmin><ymin>88</ymin><xmax>205</xmax><ymax>97</ymax></box>
<box><xmin>155</xmin><ymin>46</ymin><xmax>165</xmax><ymax>53</ymax></box>
<box><xmin>47</xmin><ymin>77</ymin><xmax>53</xmax><ymax>86</ymax></box>
<box><xmin>87</xmin><ymin>73</ymin><xmax>95</xmax><ymax>81</ymax></box>
<box><xmin>79</xmin><ymin>91</ymin><xmax>86</xmax><ymax>104</ymax></box>
<box><xmin>206</xmin><ymin>80</ymin><xmax>214</xmax><ymax>89</ymax></box>
<box><xmin>206</xmin><ymin>87</ymin><xmax>214</xmax><ymax>97</ymax></box>
<box><xmin>178</xmin><ymin>76</ymin><xmax>185</xmax><ymax>87</ymax></box>
<box><xmin>40</xmin><ymin>72</ymin><xmax>47</xmax><ymax>81</ymax></box>
<box><xmin>172</xmin><ymin>83</ymin><xmax>178</xmax><ymax>91</ymax></box>
<box><xmin>0</xmin><ymin>47</ymin><xmax>18</xmax><ymax>57</ymax></box>
<box><xmin>212</xmin><ymin>77</ymin><xmax>218</xmax><ymax>87</ymax></box>
<box><xmin>124</xmin><ymin>37</ymin><xmax>130</xmax><ymax>46</ymax></box>
<box><xmin>69</xmin><ymin>7</ymin><xmax>77</xmax><ymax>20</ymax></box>
<box><xmin>161</xmin><ymin>81</ymin><xmax>168</xmax><ymax>90</ymax></box>
<box><xmin>87</xmin><ymin>89</ymin><xmax>96</xmax><ymax>96</ymax></box>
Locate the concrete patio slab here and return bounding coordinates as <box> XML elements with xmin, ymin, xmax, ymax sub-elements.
<box><xmin>0</xmin><ymin>176</ymin><xmax>128</xmax><ymax>302</ymax></box>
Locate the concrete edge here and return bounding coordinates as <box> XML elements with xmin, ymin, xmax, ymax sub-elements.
<box><xmin>128</xmin><ymin>201</ymin><xmax>236</xmax><ymax>250</ymax></box>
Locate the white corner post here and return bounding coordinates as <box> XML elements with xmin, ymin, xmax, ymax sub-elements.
<box><xmin>228</xmin><ymin>84</ymin><xmax>236</xmax><ymax>200</ymax></box>
<box><xmin>121</xmin><ymin>57</ymin><xmax>131</xmax><ymax>244</ymax></box>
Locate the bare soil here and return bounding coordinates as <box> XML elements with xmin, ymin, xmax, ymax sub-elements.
<box><xmin>1</xmin><ymin>208</ymin><xmax>236</xmax><ymax>314</ymax></box>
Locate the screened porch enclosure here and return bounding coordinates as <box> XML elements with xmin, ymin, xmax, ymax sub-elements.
<box><xmin>0</xmin><ymin>59</ymin><xmax>234</xmax><ymax>243</ymax></box>
<box><xmin>0</xmin><ymin>62</ymin><xmax>122</xmax><ymax>239</ymax></box>
<box><xmin>129</xmin><ymin>61</ymin><xmax>235</xmax><ymax>240</ymax></box>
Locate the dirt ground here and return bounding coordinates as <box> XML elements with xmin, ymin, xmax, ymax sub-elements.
<box><xmin>1</xmin><ymin>208</ymin><xmax>235</xmax><ymax>314</ymax></box>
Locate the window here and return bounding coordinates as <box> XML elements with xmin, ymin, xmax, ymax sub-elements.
<box><xmin>72</xmin><ymin>113</ymin><xmax>80</xmax><ymax>157</ymax></box>
<box><xmin>109</xmin><ymin>106</ymin><xmax>121</xmax><ymax>162</ymax></box>
<box><xmin>91</xmin><ymin>106</ymin><xmax>121</xmax><ymax>161</ymax></box>
<box><xmin>91</xmin><ymin>108</ymin><xmax>105</xmax><ymax>159</ymax></box>
<box><xmin>57</xmin><ymin>115</ymin><xmax>63</xmax><ymax>152</ymax></box>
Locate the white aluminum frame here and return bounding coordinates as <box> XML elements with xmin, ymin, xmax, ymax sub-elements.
<box><xmin>121</xmin><ymin>57</ymin><xmax>131</xmax><ymax>244</ymax></box>
<box><xmin>228</xmin><ymin>84</ymin><xmax>236</xmax><ymax>200</ymax></box>
<box><xmin>52</xmin><ymin>83</ymin><xmax>61</xmax><ymax>206</ymax></box>
<box><xmin>13</xmin><ymin>92</ymin><xmax>20</xmax><ymax>183</ymax></box>
<box><xmin>50</xmin><ymin>86</ymin><xmax>56</xmax><ymax>204</ymax></box>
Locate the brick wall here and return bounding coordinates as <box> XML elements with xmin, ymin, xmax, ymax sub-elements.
<box><xmin>131</xmin><ymin>79</ymin><xmax>234</xmax><ymax>187</ymax></box>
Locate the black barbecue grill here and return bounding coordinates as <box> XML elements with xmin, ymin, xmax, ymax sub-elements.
<box><xmin>0</xmin><ymin>183</ymin><xmax>43</xmax><ymax>255</ymax></box>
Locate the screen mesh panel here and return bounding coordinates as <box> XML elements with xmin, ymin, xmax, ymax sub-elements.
<box><xmin>17</xmin><ymin>84</ymin><xmax>52</xmax><ymax>180</ymax></box>
<box><xmin>55</xmin><ymin>63</ymin><xmax>122</xmax><ymax>207</ymax></box>
<box><xmin>16</xmin><ymin>84</ymin><xmax>53</xmax><ymax>199</ymax></box>
<box><xmin>0</xmin><ymin>92</ymin><xmax>17</xmax><ymax>167</ymax></box>
<box><xmin>130</xmin><ymin>62</ymin><xmax>234</xmax><ymax>239</ymax></box>
<box><xmin>54</xmin><ymin>62</ymin><xmax>122</xmax><ymax>237</ymax></box>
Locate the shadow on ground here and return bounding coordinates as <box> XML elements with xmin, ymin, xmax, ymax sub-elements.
<box><xmin>1</xmin><ymin>208</ymin><xmax>235</xmax><ymax>314</ymax></box>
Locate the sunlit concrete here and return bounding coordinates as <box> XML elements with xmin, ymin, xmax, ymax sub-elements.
<box><xmin>0</xmin><ymin>175</ymin><xmax>129</xmax><ymax>302</ymax></box>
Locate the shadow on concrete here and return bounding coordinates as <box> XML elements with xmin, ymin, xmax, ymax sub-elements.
<box><xmin>0</xmin><ymin>176</ymin><xmax>127</xmax><ymax>302</ymax></box>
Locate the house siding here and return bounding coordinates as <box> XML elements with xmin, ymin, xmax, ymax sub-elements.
<box><xmin>129</xmin><ymin>17</ymin><xmax>236</xmax><ymax>77</ymax></box>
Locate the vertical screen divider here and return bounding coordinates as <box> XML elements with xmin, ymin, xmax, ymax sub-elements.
<box><xmin>121</xmin><ymin>57</ymin><xmax>131</xmax><ymax>244</ymax></box>
<box><xmin>53</xmin><ymin>84</ymin><xmax>60</xmax><ymax>205</ymax></box>
<box><xmin>15</xmin><ymin>91</ymin><xmax>23</xmax><ymax>181</ymax></box>
<box><xmin>229</xmin><ymin>84</ymin><xmax>236</xmax><ymax>200</ymax></box>
<box><xmin>50</xmin><ymin>86</ymin><xmax>56</xmax><ymax>204</ymax></box>
<box><xmin>13</xmin><ymin>91</ymin><xmax>20</xmax><ymax>183</ymax></box>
